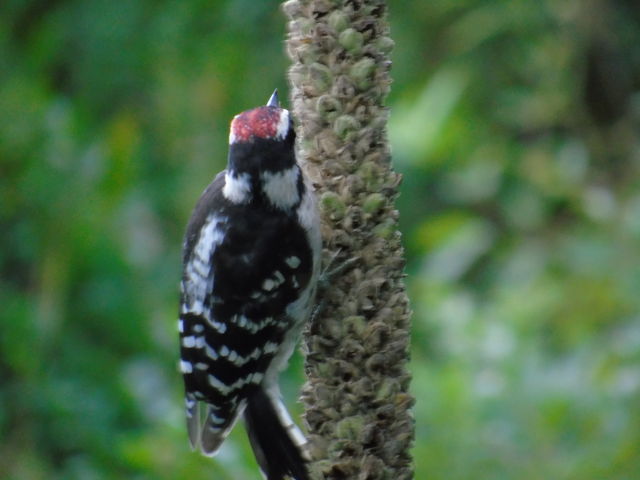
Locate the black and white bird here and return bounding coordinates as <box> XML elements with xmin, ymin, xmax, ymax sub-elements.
<box><xmin>178</xmin><ymin>90</ymin><xmax>320</xmax><ymax>480</ymax></box>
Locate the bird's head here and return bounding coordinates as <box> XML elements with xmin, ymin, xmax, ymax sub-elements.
<box><xmin>223</xmin><ymin>90</ymin><xmax>302</xmax><ymax>209</ymax></box>
<box><xmin>229</xmin><ymin>90</ymin><xmax>293</xmax><ymax>146</ymax></box>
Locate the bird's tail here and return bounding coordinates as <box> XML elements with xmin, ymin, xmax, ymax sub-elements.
<box><xmin>244</xmin><ymin>387</ymin><xmax>310</xmax><ymax>480</ymax></box>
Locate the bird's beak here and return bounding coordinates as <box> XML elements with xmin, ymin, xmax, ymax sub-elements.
<box><xmin>266</xmin><ymin>89</ymin><xmax>279</xmax><ymax>108</ymax></box>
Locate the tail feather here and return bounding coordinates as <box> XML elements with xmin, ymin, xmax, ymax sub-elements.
<box><xmin>200</xmin><ymin>404</ymin><xmax>245</xmax><ymax>456</ymax></box>
<box><xmin>244</xmin><ymin>388</ymin><xmax>309</xmax><ymax>480</ymax></box>
<box><xmin>186</xmin><ymin>394</ymin><xmax>200</xmax><ymax>449</ymax></box>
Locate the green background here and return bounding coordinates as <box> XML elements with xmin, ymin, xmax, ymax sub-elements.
<box><xmin>1</xmin><ymin>1</ymin><xmax>639</xmax><ymax>478</ymax></box>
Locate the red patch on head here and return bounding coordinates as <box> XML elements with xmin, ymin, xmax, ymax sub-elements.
<box><xmin>230</xmin><ymin>107</ymin><xmax>282</xmax><ymax>143</ymax></box>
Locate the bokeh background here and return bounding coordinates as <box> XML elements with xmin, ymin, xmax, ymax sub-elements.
<box><xmin>2</xmin><ymin>0</ymin><xmax>640</xmax><ymax>478</ymax></box>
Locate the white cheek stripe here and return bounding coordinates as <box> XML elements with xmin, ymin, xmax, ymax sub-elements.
<box><xmin>223</xmin><ymin>172</ymin><xmax>252</xmax><ymax>203</ymax></box>
<box><xmin>261</xmin><ymin>166</ymin><xmax>300</xmax><ymax>209</ymax></box>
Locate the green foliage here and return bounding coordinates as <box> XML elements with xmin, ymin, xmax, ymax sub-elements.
<box><xmin>390</xmin><ymin>1</ymin><xmax>640</xmax><ymax>479</ymax></box>
<box><xmin>1</xmin><ymin>0</ymin><xmax>639</xmax><ymax>479</ymax></box>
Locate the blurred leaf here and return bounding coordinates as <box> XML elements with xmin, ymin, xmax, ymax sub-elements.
<box><xmin>390</xmin><ymin>66</ymin><xmax>468</xmax><ymax>164</ymax></box>
<box><xmin>2</xmin><ymin>0</ymin><xmax>640</xmax><ymax>479</ymax></box>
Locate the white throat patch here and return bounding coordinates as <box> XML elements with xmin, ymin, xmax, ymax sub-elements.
<box><xmin>261</xmin><ymin>166</ymin><xmax>300</xmax><ymax>209</ymax></box>
<box><xmin>223</xmin><ymin>172</ymin><xmax>252</xmax><ymax>204</ymax></box>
